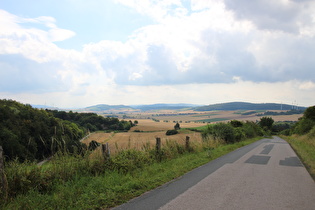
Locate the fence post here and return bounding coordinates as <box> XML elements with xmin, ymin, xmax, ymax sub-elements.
<box><xmin>185</xmin><ymin>136</ymin><xmax>190</xmax><ymax>151</ymax></box>
<box><xmin>0</xmin><ymin>146</ymin><xmax>8</xmax><ymax>200</ymax></box>
<box><xmin>101</xmin><ymin>143</ymin><xmax>110</xmax><ymax>160</ymax></box>
<box><xmin>156</xmin><ymin>138</ymin><xmax>161</xmax><ymax>161</ymax></box>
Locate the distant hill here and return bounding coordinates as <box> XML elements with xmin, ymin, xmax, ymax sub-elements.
<box><xmin>194</xmin><ymin>102</ymin><xmax>306</xmax><ymax>111</ymax></box>
<box><xmin>84</xmin><ymin>104</ymin><xmax>133</xmax><ymax>111</ymax></box>
<box><xmin>129</xmin><ymin>103</ymin><xmax>201</xmax><ymax>111</ymax></box>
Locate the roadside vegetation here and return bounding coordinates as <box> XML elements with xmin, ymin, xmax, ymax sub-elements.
<box><xmin>1</xmin><ymin>136</ymin><xmax>262</xmax><ymax>209</ymax></box>
<box><xmin>279</xmin><ymin>105</ymin><xmax>315</xmax><ymax>179</ymax></box>
<box><xmin>0</xmin><ymin>99</ymin><xmax>135</xmax><ymax>161</ymax></box>
<box><xmin>0</xmin><ymin>99</ymin><xmax>314</xmax><ymax>209</ymax></box>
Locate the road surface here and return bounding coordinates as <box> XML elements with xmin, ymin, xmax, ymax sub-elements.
<box><xmin>114</xmin><ymin>137</ymin><xmax>315</xmax><ymax>210</ymax></box>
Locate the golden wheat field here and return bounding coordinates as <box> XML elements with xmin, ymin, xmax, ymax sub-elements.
<box><xmin>82</xmin><ymin>110</ymin><xmax>303</xmax><ymax>154</ymax></box>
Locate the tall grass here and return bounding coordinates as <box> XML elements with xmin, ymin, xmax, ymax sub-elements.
<box><xmin>282</xmin><ymin>126</ymin><xmax>315</xmax><ymax>180</ymax></box>
<box><xmin>1</xmin><ymin>135</ymin><xmax>261</xmax><ymax>209</ymax></box>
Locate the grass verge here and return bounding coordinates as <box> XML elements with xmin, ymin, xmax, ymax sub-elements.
<box><xmin>281</xmin><ymin>134</ymin><xmax>315</xmax><ymax>180</ymax></box>
<box><xmin>2</xmin><ymin>137</ymin><xmax>260</xmax><ymax>209</ymax></box>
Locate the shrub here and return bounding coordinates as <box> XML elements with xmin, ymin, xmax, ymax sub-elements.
<box><xmin>166</xmin><ymin>130</ymin><xmax>178</xmax><ymax>136</ymax></box>
<box><xmin>294</xmin><ymin>118</ymin><xmax>315</xmax><ymax>135</ymax></box>
<box><xmin>259</xmin><ymin>117</ymin><xmax>274</xmax><ymax>130</ymax></box>
<box><xmin>242</xmin><ymin>121</ymin><xmax>264</xmax><ymax>138</ymax></box>
<box><xmin>203</xmin><ymin>123</ymin><xmax>236</xmax><ymax>143</ymax></box>
<box><xmin>230</xmin><ymin>120</ymin><xmax>243</xmax><ymax>128</ymax></box>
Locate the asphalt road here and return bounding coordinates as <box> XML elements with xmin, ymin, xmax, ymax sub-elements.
<box><xmin>114</xmin><ymin>137</ymin><xmax>315</xmax><ymax>210</ymax></box>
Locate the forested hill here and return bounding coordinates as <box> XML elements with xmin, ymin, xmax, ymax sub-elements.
<box><xmin>0</xmin><ymin>99</ymin><xmax>134</xmax><ymax>161</ymax></box>
<box><xmin>194</xmin><ymin>102</ymin><xmax>306</xmax><ymax>111</ymax></box>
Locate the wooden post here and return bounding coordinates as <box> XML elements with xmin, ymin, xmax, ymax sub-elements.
<box><xmin>0</xmin><ymin>146</ymin><xmax>8</xmax><ymax>200</ymax></box>
<box><xmin>156</xmin><ymin>137</ymin><xmax>161</xmax><ymax>161</ymax></box>
<box><xmin>185</xmin><ymin>136</ymin><xmax>190</xmax><ymax>151</ymax></box>
<box><xmin>101</xmin><ymin>143</ymin><xmax>110</xmax><ymax>160</ymax></box>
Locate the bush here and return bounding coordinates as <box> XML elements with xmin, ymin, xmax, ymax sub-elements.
<box><xmin>166</xmin><ymin>130</ymin><xmax>178</xmax><ymax>136</ymax></box>
<box><xmin>203</xmin><ymin>123</ymin><xmax>236</xmax><ymax>143</ymax></box>
<box><xmin>230</xmin><ymin>120</ymin><xmax>243</xmax><ymax>128</ymax></box>
<box><xmin>203</xmin><ymin>121</ymin><xmax>264</xmax><ymax>143</ymax></box>
<box><xmin>293</xmin><ymin>118</ymin><xmax>315</xmax><ymax>135</ymax></box>
<box><xmin>242</xmin><ymin>121</ymin><xmax>264</xmax><ymax>138</ymax></box>
<box><xmin>259</xmin><ymin>117</ymin><xmax>274</xmax><ymax>130</ymax></box>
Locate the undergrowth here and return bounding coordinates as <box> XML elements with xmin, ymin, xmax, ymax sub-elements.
<box><xmin>281</xmin><ymin>128</ymin><xmax>315</xmax><ymax>180</ymax></box>
<box><xmin>1</xmin><ymin>137</ymin><xmax>261</xmax><ymax>209</ymax></box>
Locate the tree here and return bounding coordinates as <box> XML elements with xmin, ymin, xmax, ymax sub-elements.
<box><xmin>304</xmin><ymin>106</ymin><xmax>315</xmax><ymax>121</ymax></box>
<box><xmin>174</xmin><ymin>122</ymin><xmax>180</xmax><ymax>130</ymax></box>
<box><xmin>293</xmin><ymin>106</ymin><xmax>315</xmax><ymax>134</ymax></box>
<box><xmin>230</xmin><ymin>120</ymin><xmax>243</xmax><ymax>128</ymax></box>
<box><xmin>259</xmin><ymin>117</ymin><xmax>274</xmax><ymax>130</ymax></box>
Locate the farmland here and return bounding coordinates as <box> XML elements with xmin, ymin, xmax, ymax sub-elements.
<box><xmin>82</xmin><ymin>110</ymin><xmax>303</xmax><ymax>153</ymax></box>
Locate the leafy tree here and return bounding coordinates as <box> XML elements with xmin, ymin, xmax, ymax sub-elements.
<box><xmin>174</xmin><ymin>122</ymin><xmax>180</xmax><ymax>130</ymax></box>
<box><xmin>230</xmin><ymin>120</ymin><xmax>243</xmax><ymax>128</ymax></box>
<box><xmin>293</xmin><ymin>106</ymin><xmax>315</xmax><ymax>135</ymax></box>
<box><xmin>259</xmin><ymin>117</ymin><xmax>274</xmax><ymax>130</ymax></box>
<box><xmin>166</xmin><ymin>130</ymin><xmax>178</xmax><ymax>135</ymax></box>
<box><xmin>303</xmin><ymin>106</ymin><xmax>315</xmax><ymax>121</ymax></box>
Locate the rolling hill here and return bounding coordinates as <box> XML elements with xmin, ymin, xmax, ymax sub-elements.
<box><xmin>194</xmin><ymin>102</ymin><xmax>306</xmax><ymax>111</ymax></box>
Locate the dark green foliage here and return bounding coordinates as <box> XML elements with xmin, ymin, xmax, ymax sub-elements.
<box><xmin>259</xmin><ymin>117</ymin><xmax>274</xmax><ymax>130</ymax></box>
<box><xmin>47</xmin><ymin>110</ymin><xmax>133</xmax><ymax>132</ymax></box>
<box><xmin>166</xmin><ymin>130</ymin><xmax>178</xmax><ymax>135</ymax></box>
<box><xmin>293</xmin><ymin>118</ymin><xmax>315</xmax><ymax>135</ymax></box>
<box><xmin>202</xmin><ymin>121</ymin><xmax>264</xmax><ymax>143</ymax></box>
<box><xmin>293</xmin><ymin>106</ymin><xmax>315</xmax><ymax>135</ymax></box>
<box><xmin>88</xmin><ymin>140</ymin><xmax>101</xmax><ymax>151</ymax></box>
<box><xmin>302</xmin><ymin>106</ymin><xmax>315</xmax><ymax>121</ymax></box>
<box><xmin>203</xmin><ymin>123</ymin><xmax>237</xmax><ymax>143</ymax></box>
<box><xmin>271</xmin><ymin>122</ymin><xmax>293</xmax><ymax>134</ymax></box>
<box><xmin>229</xmin><ymin>120</ymin><xmax>243</xmax><ymax>127</ymax></box>
<box><xmin>0</xmin><ymin>99</ymin><xmax>130</xmax><ymax>161</ymax></box>
<box><xmin>242</xmin><ymin>121</ymin><xmax>264</xmax><ymax>138</ymax></box>
<box><xmin>174</xmin><ymin>122</ymin><xmax>180</xmax><ymax>130</ymax></box>
<box><xmin>257</xmin><ymin>109</ymin><xmax>304</xmax><ymax>116</ymax></box>
<box><xmin>0</xmin><ymin>100</ymin><xmax>85</xmax><ymax>161</ymax></box>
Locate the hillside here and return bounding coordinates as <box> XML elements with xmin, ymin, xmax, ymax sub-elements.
<box><xmin>0</xmin><ymin>99</ymin><xmax>134</xmax><ymax>161</ymax></box>
<box><xmin>194</xmin><ymin>102</ymin><xmax>306</xmax><ymax>111</ymax></box>
<box><xmin>83</xmin><ymin>104</ymin><xmax>132</xmax><ymax>111</ymax></box>
<box><xmin>130</xmin><ymin>103</ymin><xmax>201</xmax><ymax>111</ymax></box>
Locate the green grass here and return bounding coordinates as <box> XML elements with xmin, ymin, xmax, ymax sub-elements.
<box><xmin>281</xmin><ymin>133</ymin><xmax>315</xmax><ymax>180</ymax></box>
<box><xmin>2</xmin><ymin>138</ymin><xmax>261</xmax><ymax>209</ymax></box>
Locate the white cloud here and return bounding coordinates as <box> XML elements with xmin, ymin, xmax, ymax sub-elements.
<box><xmin>0</xmin><ymin>1</ymin><xmax>315</xmax><ymax>107</ymax></box>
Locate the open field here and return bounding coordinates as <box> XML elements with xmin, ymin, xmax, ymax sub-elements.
<box><xmin>83</xmin><ymin>110</ymin><xmax>303</xmax><ymax>153</ymax></box>
<box><xmin>82</xmin><ymin>130</ymin><xmax>203</xmax><ymax>154</ymax></box>
<box><xmin>107</xmin><ymin>110</ymin><xmax>303</xmax><ymax>124</ymax></box>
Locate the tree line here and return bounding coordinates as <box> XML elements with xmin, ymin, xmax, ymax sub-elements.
<box><xmin>0</xmin><ymin>99</ymin><xmax>134</xmax><ymax>161</ymax></box>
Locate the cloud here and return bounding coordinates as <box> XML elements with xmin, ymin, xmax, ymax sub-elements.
<box><xmin>0</xmin><ymin>54</ymin><xmax>66</xmax><ymax>93</ymax></box>
<box><xmin>0</xmin><ymin>1</ymin><xmax>315</xmax><ymax>107</ymax></box>
<box><xmin>223</xmin><ymin>0</ymin><xmax>315</xmax><ymax>35</ymax></box>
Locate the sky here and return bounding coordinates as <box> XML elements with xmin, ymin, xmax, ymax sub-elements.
<box><xmin>0</xmin><ymin>0</ymin><xmax>315</xmax><ymax>108</ymax></box>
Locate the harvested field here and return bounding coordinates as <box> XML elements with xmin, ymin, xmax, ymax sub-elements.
<box><xmin>130</xmin><ymin>119</ymin><xmax>203</xmax><ymax>132</ymax></box>
<box><xmin>83</xmin><ymin>131</ymin><xmax>202</xmax><ymax>154</ymax></box>
<box><xmin>83</xmin><ymin>110</ymin><xmax>303</xmax><ymax>154</ymax></box>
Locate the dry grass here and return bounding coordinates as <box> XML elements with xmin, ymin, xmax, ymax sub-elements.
<box><xmin>83</xmin><ymin>131</ymin><xmax>202</xmax><ymax>154</ymax></box>
<box><xmin>83</xmin><ymin>110</ymin><xmax>302</xmax><ymax>155</ymax></box>
<box><xmin>130</xmin><ymin>119</ymin><xmax>203</xmax><ymax>131</ymax></box>
<box><xmin>135</xmin><ymin>111</ymin><xmax>303</xmax><ymax>124</ymax></box>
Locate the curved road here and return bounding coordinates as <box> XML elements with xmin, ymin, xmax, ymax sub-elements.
<box><xmin>114</xmin><ymin>137</ymin><xmax>315</xmax><ymax>210</ymax></box>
